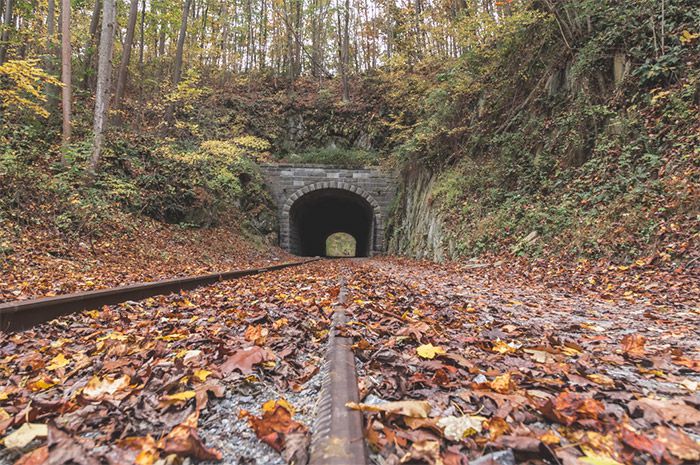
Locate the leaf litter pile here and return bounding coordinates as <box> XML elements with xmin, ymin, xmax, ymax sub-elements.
<box><xmin>0</xmin><ymin>261</ymin><xmax>345</xmax><ymax>465</ymax></box>
<box><xmin>1</xmin><ymin>257</ymin><xmax>699</xmax><ymax>465</ymax></box>
<box><xmin>342</xmin><ymin>258</ymin><xmax>699</xmax><ymax>465</ymax></box>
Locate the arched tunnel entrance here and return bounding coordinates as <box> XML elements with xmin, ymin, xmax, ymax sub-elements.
<box><xmin>288</xmin><ymin>188</ymin><xmax>375</xmax><ymax>257</ymax></box>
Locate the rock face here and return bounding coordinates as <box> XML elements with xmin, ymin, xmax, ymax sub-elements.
<box><xmin>387</xmin><ymin>164</ymin><xmax>453</xmax><ymax>262</ymax></box>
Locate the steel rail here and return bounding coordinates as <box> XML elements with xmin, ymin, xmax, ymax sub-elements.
<box><xmin>0</xmin><ymin>258</ymin><xmax>319</xmax><ymax>332</ymax></box>
<box><xmin>310</xmin><ymin>279</ymin><xmax>368</xmax><ymax>465</ymax></box>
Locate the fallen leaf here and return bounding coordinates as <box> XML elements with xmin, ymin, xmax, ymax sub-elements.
<box><xmin>162</xmin><ymin>391</ymin><xmax>196</xmax><ymax>404</ymax></box>
<box><xmin>400</xmin><ymin>440</ymin><xmax>444</xmax><ymax>465</ymax></box>
<box><xmin>159</xmin><ymin>412</ymin><xmax>222</xmax><ymax>461</ymax></box>
<box><xmin>244</xmin><ymin>400</ymin><xmax>308</xmax><ymax>453</ymax></box>
<box><xmin>492</xmin><ymin>339</ymin><xmax>519</xmax><ymax>354</ymax></box>
<box><xmin>46</xmin><ymin>353</ymin><xmax>70</xmax><ymax>371</ymax></box>
<box><xmin>220</xmin><ymin>346</ymin><xmax>273</xmax><ymax>375</ymax></box>
<box><xmin>82</xmin><ymin>375</ymin><xmax>131</xmax><ymax>401</ymax></box>
<box><xmin>2</xmin><ymin>423</ymin><xmax>48</xmax><ymax>448</ymax></box>
<box><xmin>346</xmin><ymin>400</ymin><xmax>431</xmax><ymax>418</ymax></box>
<box><xmin>629</xmin><ymin>397</ymin><xmax>700</xmax><ymax>426</ymax></box>
<box><xmin>579</xmin><ymin>453</ymin><xmax>623</xmax><ymax>465</ymax></box>
<box><xmin>437</xmin><ymin>415</ymin><xmax>485</xmax><ymax>440</ymax></box>
<box><xmin>490</xmin><ymin>372</ymin><xmax>515</xmax><ymax>393</ymax></box>
<box><xmin>193</xmin><ymin>369</ymin><xmax>212</xmax><ymax>382</ymax></box>
<box><xmin>416</xmin><ymin>343</ymin><xmax>446</xmax><ymax>359</ymax></box>
<box><xmin>621</xmin><ymin>428</ymin><xmax>665</xmax><ymax>463</ymax></box>
<box><xmin>654</xmin><ymin>426</ymin><xmax>700</xmax><ymax>461</ymax></box>
<box><xmin>540</xmin><ymin>391</ymin><xmax>604</xmax><ymax>426</ymax></box>
<box><xmin>621</xmin><ymin>334</ymin><xmax>646</xmax><ymax>357</ymax></box>
<box><xmin>13</xmin><ymin>446</ymin><xmax>49</xmax><ymax>465</ymax></box>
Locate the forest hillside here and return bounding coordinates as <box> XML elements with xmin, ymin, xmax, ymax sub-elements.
<box><xmin>1</xmin><ymin>0</ymin><xmax>698</xmax><ymax>292</ymax></box>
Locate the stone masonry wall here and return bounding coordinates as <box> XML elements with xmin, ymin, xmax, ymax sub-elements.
<box><xmin>260</xmin><ymin>164</ymin><xmax>397</xmax><ymax>254</ymax></box>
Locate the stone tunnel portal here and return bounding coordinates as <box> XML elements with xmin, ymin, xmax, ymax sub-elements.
<box><xmin>288</xmin><ymin>188</ymin><xmax>375</xmax><ymax>257</ymax></box>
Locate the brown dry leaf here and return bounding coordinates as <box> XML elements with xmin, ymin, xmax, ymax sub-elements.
<box><xmin>485</xmin><ymin>417</ymin><xmax>511</xmax><ymax>440</ymax></box>
<box><xmin>621</xmin><ymin>334</ymin><xmax>646</xmax><ymax>357</ymax></box>
<box><xmin>117</xmin><ymin>436</ymin><xmax>160</xmax><ymax>465</ymax></box>
<box><xmin>13</xmin><ymin>446</ymin><xmax>49</xmax><ymax>465</ymax></box>
<box><xmin>159</xmin><ymin>412</ymin><xmax>222</xmax><ymax>461</ymax></box>
<box><xmin>346</xmin><ymin>400</ymin><xmax>431</xmax><ymax>418</ymax></box>
<box><xmin>629</xmin><ymin>397</ymin><xmax>700</xmax><ymax>426</ymax></box>
<box><xmin>245</xmin><ymin>399</ymin><xmax>308</xmax><ymax>453</ymax></box>
<box><xmin>399</xmin><ymin>440</ymin><xmax>444</xmax><ymax>465</ymax></box>
<box><xmin>540</xmin><ymin>391</ymin><xmax>604</xmax><ymax>426</ymax></box>
<box><xmin>620</xmin><ymin>428</ymin><xmax>665</xmax><ymax>463</ymax></box>
<box><xmin>220</xmin><ymin>346</ymin><xmax>273</xmax><ymax>375</ymax></box>
<box><xmin>244</xmin><ymin>325</ymin><xmax>269</xmax><ymax>345</ymax></box>
<box><xmin>654</xmin><ymin>426</ymin><xmax>700</xmax><ymax>461</ymax></box>
<box><xmin>47</xmin><ymin>424</ymin><xmax>101</xmax><ymax>465</ymax></box>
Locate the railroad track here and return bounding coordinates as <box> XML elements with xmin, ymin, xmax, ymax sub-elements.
<box><xmin>0</xmin><ymin>258</ymin><xmax>367</xmax><ymax>465</ymax></box>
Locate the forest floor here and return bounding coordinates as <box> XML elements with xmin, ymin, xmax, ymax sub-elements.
<box><xmin>1</xmin><ymin>258</ymin><xmax>698</xmax><ymax>465</ymax></box>
<box><xmin>0</xmin><ymin>218</ymin><xmax>291</xmax><ymax>303</ymax></box>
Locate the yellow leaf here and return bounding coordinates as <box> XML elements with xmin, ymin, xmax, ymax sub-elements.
<box><xmin>82</xmin><ymin>375</ymin><xmax>131</xmax><ymax>400</ymax></box>
<box><xmin>159</xmin><ymin>333</ymin><xmax>187</xmax><ymax>342</ymax></box>
<box><xmin>588</xmin><ymin>373</ymin><xmax>615</xmax><ymax>387</ymax></box>
<box><xmin>262</xmin><ymin>398</ymin><xmax>295</xmax><ymax>415</ymax></box>
<box><xmin>84</xmin><ymin>310</ymin><xmax>100</xmax><ymax>318</ymax></box>
<box><xmin>490</xmin><ymin>372</ymin><xmax>515</xmax><ymax>393</ymax></box>
<box><xmin>1</xmin><ymin>423</ymin><xmax>48</xmax><ymax>448</ymax></box>
<box><xmin>97</xmin><ymin>332</ymin><xmax>128</xmax><ymax>342</ymax></box>
<box><xmin>28</xmin><ymin>378</ymin><xmax>55</xmax><ymax>391</ymax></box>
<box><xmin>540</xmin><ymin>430</ymin><xmax>561</xmax><ymax>445</ymax></box>
<box><xmin>193</xmin><ymin>369</ymin><xmax>212</xmax><ymax>382</ymax></box>
<box><xmin>492</xmin><ymin>339</ymin><xmax>519</xmax><ymax>354</ymax></box>
<box><xmin>580</xmin><ymin>454</ymin><xmax>623</xmax><ymax>465</ymax></box>
<box><xmin>416</xmin><ymin>343</ymin><xmax>446</xmax><ymax>359</ymax></box>
<box><xmin>0</xmin><ymin>408</ymin><xmax>9</xmax><ymax>421</ymax></box>
<box><xmin>162</xmin><ymin>390</ymin><xmax>196</xmax><ymax>403</ymax></box>
<box><xmin>46</xmin><ymin>353</ymin><xmax>70</xmax><ymax>371</ymax></box>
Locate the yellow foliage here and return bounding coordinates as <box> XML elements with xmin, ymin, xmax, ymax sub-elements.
<box><xmin>0</xmin><ymin>59</ymin><xmax>60</xmax><ymax>118</ymax></box>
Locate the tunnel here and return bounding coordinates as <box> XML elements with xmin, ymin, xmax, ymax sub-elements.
<box><xmin>288</xmin><ymin>188</ymin><xmax>375</xmax><ymax>257</ymax></box>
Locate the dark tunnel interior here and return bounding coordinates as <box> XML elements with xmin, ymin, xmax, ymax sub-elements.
<box><xmin>289</xmin><ymin>189</ymin><xmax>374</xmax><ymax>257</ymax></box>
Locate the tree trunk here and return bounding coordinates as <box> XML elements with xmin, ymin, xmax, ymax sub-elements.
<box><xmin>138</xmin><ymin>0</ymin><xmax>145</xmax><ymax>69</ymax></box>
<box><xmin>45</xmin><ymin>0</ymin><xmax>58</xmax><ymax>107</ymax></box>
<box><xmin>338</xmin><ymin>0</ymin><xmax>350</xmax><ymax>102</ymax></box>
<box><xmin>60</xmin><ymin>0</ymin><xmax>71</xmax><ymax>154</ymax></box>
<box><xmin>89</xmin><ymin>0</ymin><xmax>115</xmax><ymax>174</ymax></box>
<box><xmin>82</xmin><ymin>0</ymin><xmax>101</xmax><ymax>91</ymax></box>
<box><xmin>0</xmin><ymin>0</ymin><xmax>13</xmax><ymax>64</ymax></box>
<box><xmin>114</xmin><ymin>0</ymin><xmax>139</xmax><ymax>107</ymax></box>
<box><xmin>172</xmin><ymin>0</ymin><xmax>192</xmax><ymax>86</ymax></box>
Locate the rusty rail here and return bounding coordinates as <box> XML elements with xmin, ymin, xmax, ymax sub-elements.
<box><xmin>310</xmin><ymin>279</ymin><xmax>368</xmax><ymax>465</ymax></box>
<box><xmin>0</xmin><ymin>258</ymin><xmax>319</xmax><ymax>332</ymax></box>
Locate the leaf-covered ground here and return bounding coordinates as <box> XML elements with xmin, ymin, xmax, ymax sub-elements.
<box><xmin>0</xmin><ymin>219</ymin><xmax>290</xmax><ymax>303</ymax></box>
<box><xmin>1</xmin><ymin>258</ymin><xmax>698</xmax><ymax>465</ymax></box>
<box><xmin>343</xmin><ymin>258</ymin><xmax>700</xmax><ymax>465</ymax></box>
<box><xmin>0</xmin><ymin>261</ymin><xmax>345</xmax><ymax>465</ymax></box>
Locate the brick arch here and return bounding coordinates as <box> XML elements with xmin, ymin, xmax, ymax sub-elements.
<box><xmin>281</xmin><ymin>181</ymin><xmax>384</xmax><ymax>254</ymax></box>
